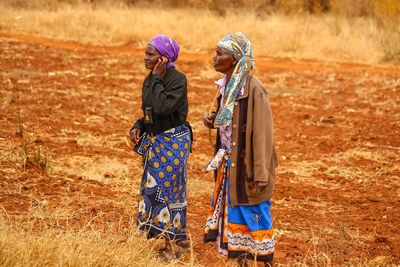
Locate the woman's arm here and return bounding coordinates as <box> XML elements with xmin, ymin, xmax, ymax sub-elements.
<box><xmin>252</xmin><ymin>86</ymin><xmax>274</xmax><ymax>183</ymax></box>
<box><xmin>149</xmin><ymin>74</ymin><xmax>187</xmax><ymax>115</ymax></box>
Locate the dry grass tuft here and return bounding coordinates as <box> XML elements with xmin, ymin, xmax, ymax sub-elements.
<box><xmin>14</xmin><ymin>142</ymin><xmax>52</xmax><ymax>171</ymax></box>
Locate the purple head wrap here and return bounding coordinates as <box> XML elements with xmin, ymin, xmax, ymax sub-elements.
<box><xmin>149</xmin><ymin>34</ymin><xmax>180</xmax><ymax>68</ymax></box>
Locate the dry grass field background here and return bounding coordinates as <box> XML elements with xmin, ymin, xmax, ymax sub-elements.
<box><xmin>0</xmin><ymin>0</ymin><xmax>399</xmax><ymax>64</ymax></box>
<box><xmin>0</xmin><ymin>0</ymin><xmax>400</xmax><ymax>266</ymax></box>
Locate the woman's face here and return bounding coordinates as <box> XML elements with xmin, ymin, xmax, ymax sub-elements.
<box><xmin>144</xmin><ymin>45</ymin><xmax>161</xmax><ymax>70</ymax></box>
<box><xmin>213</xmin><ymin>46</ymin><xmax>236</xmax><ymax>74</ymax></box>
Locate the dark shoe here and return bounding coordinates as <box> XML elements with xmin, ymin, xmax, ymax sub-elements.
<box><xmin>157</xmin><ymin>246</ymin><xmax>169</xmax><ymax>253</ymax></box>
<box><xmin>176</xmin><ymin>240</ymin><xmax>190</xmax><ymax>251</ymax></box>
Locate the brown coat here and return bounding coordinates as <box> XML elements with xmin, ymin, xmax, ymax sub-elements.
<box><xmin>215</xmin><ymin>75</ymin><xmax>279</xmax><ymax>206</ymax></box>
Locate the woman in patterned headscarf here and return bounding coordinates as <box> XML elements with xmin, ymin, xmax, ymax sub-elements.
<box><xmin>203</xmin><ymin>32</ymin><xmax>279</xmax><ymax>266</ymax></box>
<box><xmin>130</xmin><ymin>34</ymin><xmax>192</xmax><ymax>260</ymax></box>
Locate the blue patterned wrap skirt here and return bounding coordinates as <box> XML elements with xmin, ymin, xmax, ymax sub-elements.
<box><xmin>135</xmin><ymin>124</ymin><xmax>191</xmax><ymax>241</ymax></box>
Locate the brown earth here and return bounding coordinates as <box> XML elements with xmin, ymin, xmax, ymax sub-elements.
<box><xmin>0</xmin><ymin>32</ymin><xmax>399</xmax><ymax>266</ymax></box>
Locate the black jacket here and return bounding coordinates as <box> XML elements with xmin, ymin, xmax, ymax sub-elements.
<box><xmin>132</xmin><ymin>68</ymin><xmax>188</xmax><ymax>135</ymax></box>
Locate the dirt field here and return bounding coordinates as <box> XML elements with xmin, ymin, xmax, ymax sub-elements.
<box><xmin>1</xmin><ymin>32</ymin><xmax>399</xmax><ymax>266</ymax></box>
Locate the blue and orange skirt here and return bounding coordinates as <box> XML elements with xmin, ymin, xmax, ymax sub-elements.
<box><xmin>204</xmin><ymin>157</ymin><xmax>274</xmax><ymax>262</ymax></box>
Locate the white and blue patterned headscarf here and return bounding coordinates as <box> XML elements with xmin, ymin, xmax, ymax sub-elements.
<box><xmin>214</xmin><ymin>32</ymin><xmax>254</xmax><ymax>127</ymax></box>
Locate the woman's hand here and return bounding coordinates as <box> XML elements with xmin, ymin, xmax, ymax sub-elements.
<box><xmin>248</xmin><ymin>181</ymin><xmax>268</xmax><ymax>195</ymax></box>
<box><xmin>130</xmin><ymin>128</ymin><xmax>141</xmax><ymax>145</ymax></box>
<box><xmin>203</xmin><ymin>112</ymin><xmax>216</xmax><ymax>129</ymax></box>
<box><xmin>152</xmin><ymin>56</ymin><xmax>168</xmax><ymax>75</ymax></box>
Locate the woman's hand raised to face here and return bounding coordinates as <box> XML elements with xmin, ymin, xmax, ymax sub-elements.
<box><xmin>152</xmin><ymin>56</ymin><xmax>168</xmax><ymax>75</ymax></box>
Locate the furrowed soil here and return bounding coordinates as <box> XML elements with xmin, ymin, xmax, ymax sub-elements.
<box><xmin>1</xmin><ymin>32</ymin><xmax>399</xmax><ymax>266</ymax></box>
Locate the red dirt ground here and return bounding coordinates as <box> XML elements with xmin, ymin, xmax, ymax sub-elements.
<box><xmin>1</xmin><ymin>32</ymin><xmax>399</xmax><ymax>266</ymax></box>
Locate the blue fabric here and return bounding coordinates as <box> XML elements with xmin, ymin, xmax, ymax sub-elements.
<box><xmin>136</xmin><ymin>124</ymin><xmax>191</xmax><ymax>240</ymax></box>
<box><xmin>226</xmin><ymin>158</ymin><xmax>273</xmax><ymax>231</ymax></box>
<box><xmin>229</xmin><ymin>201</ymin><xmax>273</xmax><ymax>231</ymax></box>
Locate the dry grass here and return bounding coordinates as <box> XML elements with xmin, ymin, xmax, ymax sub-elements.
<box><xmin>0</xmin><ymin>3</ymin><xmax>399</xmax><ymax>64</ymax></box>
<box><xmin>0</xmin><ymin>216</ymin><xmax>194</xmax><ymax>267</ymax></box>
<box><xmin>272</xmin><ymin>208</ymin><xmax>396</xmax><ymax>267</ymax></box>
<box><xmin>54</xmin><ymin>155</ymin><xmax>137</xmax><ymax>192</ymax></box>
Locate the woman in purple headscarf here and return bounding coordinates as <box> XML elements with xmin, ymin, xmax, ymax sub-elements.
<box><xmin>129</xmin><ymin>34</ymin><xmax>192</xmax><ymax>260</ymax></box>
